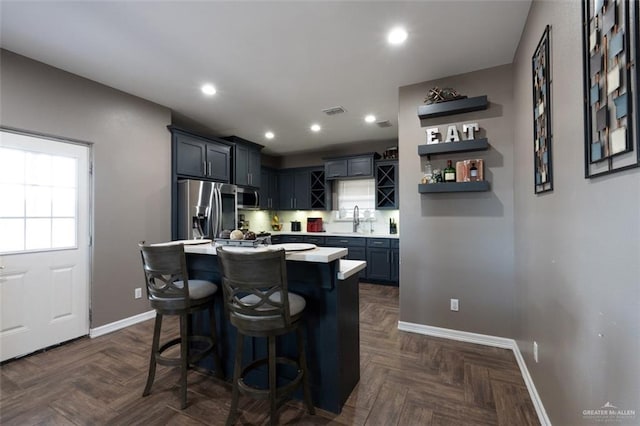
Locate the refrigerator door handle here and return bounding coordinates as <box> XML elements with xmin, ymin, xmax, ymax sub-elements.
<box><xmin>213</xmin><ymin>187</ymin><xmax>221</xmax><ymax>239</ymax></box>
<box><xmin>217</xmin><ymin>186</ymin><xmax>223</xmax><ymax>237</ymax></box>
<box><xmin>207</xmin><ymin>183</ymin><xmax>217</xmax><ymax>238</ymax></box>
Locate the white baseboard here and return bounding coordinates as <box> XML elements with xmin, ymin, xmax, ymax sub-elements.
<box><xmin>89</xmin><ymin>310</ymin><xmax>155</xmax><ymax>338</ymax></box>
<box><xmin>397</xmin><ymin>321</ymin><xmax>551</xmax><ymax>426</ymax></box>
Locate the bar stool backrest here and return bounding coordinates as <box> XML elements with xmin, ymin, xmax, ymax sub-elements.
<box><xmin>139</xmin><ymin>243</ymin><xmax>191</xmax><ymax>308</ymax></box>
<box><xmin>216</xmin><ymin>247</ymin><xmax>292</xmax><ymax>330</ymax></box>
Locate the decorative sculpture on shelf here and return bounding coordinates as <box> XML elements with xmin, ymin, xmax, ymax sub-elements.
<box><xmin>424</xmin><ymin>87</ymin><xmax>467</xmax><ymax>104</ymax></box>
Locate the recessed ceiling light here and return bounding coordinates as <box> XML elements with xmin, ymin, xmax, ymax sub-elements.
<box><xmin>201</xmin><ymin>84</ymin><xmax>217</xmax><ymax>95</ymax></box>
<box><xmin>387</xmin><ymin>27</ymin><xmax>408</xmax><ymax>45</ymax></box>
<box><xmin>310</xmin><ymin>124</ymin><xmax>321</xmax><ymax>132</ymax></box>
<box><xmin>365</xmin><ymin>115</ymin><xmax>376</xmax><ymax>123</ymax></box>
<box><xmin>265</xmin><ymin>131</ymin><xmax>275</xmax><ymax>139</ymax></box>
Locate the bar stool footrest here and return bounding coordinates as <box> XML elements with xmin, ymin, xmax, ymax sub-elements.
<box><xmin>237</xmin><ymin>356</ymin><xmax>304</xmax><ymax>401</ymax></box>
<box><xmin>155</xmin><ymin>335</ymin><xmax>215</xmax><ymax>367</ymax></box>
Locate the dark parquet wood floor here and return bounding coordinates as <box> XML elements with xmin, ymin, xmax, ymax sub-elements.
<box><xmin>0</xmin><ymin>283</ymin><xmax>539</xmax><ymax>425</ymax></box>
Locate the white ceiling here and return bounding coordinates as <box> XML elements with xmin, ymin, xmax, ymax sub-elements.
<box><xmin>0</xmin><ymin>1</ymin><xmax>531</xmax><ymax>155</ymax></box>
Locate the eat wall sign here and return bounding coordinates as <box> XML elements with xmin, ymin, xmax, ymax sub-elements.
<box><xmin>425</xmin><ymin>122</ymin><xmax>480</xmax><ymax>144</ymax></box>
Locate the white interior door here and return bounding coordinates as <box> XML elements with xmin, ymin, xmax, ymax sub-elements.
<box><xmin>0</xmin><ymin>130</ymin><xmax>91</xmax><ymax>361</ymax></box>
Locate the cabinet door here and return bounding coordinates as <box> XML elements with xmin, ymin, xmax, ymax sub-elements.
<box><xmin>348</xmin><ymin>157</ymin><xmax>373</xmax><ymax>177</ymax></box>
<box><xmin>293</xmin><ymin>170</ymin><xmax>311</xmax><ymax>210</ymax></box>
<box><xmin>375</xmin><ymin>161</ymin><xmax>398</xmax><ymax>209</ymax></box>
<box><xmin>325</xmin><ymin>159</ymin><xmax>348</xmax><ymax>179</ymax></box>
<box><xmin>248</xmin><ymin>149</ymin><xmax>261</xmax><ymax>188</ymax></box>
<box><xmin>206</xmin><ymin>143</ymin><xmax>231</xmax><ymax>182</ymax></box>
<box><xmin>234</xmin><ymin>144</ymin><xmax>249</xmax><ymax>186</ymax></box>
<box><xmin>268</xmin><ymin>169</ymin><xmax>278</xmax><ymax>209</ymax></box>
<box><xmin>390</xmin><ymin>248</ymin><xmax>399</xmax><ymax>282</ymax></box>
<box><xmin>259</xmin><ymin>168</ymin><xmax>270</xmax><ymax>209</ymax></box>
<box><xmin>278</xmin><ymin>173</ymin><xmax>295</xmax><ymax>210</ymax></box>
<box><xmin>176</xmin><ymin>135</ymin><xmax>207</xmax><ymax>178</ymax></box>
<box><xmin>366</xmin><ymin>248</ymin><xmax>391</xmax><ymax>281</ymax></box>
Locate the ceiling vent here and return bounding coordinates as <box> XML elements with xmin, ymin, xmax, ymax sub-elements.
<box><xmin>376</xmin><ymin>120</ymin><xmax>392</xmax><ymax>128</ymax></box>
<box><xmin>322</xmin><ymin>106</ymin><xmax>347</xmax><ymax>116</ymax></box>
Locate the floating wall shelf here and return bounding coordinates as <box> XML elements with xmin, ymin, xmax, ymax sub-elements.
<box><xmin>418</xmin><ymin>138</ymin><xmax>488</xmax><ymax>156</ymax></box>
<box><xmin>418</xmin><ymin>95</ymin><xmax>488</xmax><ymax>119</ymax></box>
<box><xmin>418</xmin><ymin>181</ymin><xmax>490</xmax><ymax>193</ymax></box>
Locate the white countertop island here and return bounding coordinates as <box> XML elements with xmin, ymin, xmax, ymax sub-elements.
<box><xmin>184</xmin><ymin>244</ymin><xmax>364</xmax><ymax>280</ymax></box>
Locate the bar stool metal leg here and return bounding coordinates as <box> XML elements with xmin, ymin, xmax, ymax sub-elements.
<box><xmin>226</xmin><ymin>333</ymin><xmax>244</xmax><ymax>426</ymax></box>
<box><xmin>143</xmin><ymin>313</ymin><xmax>163</xmax><ymax>397</ymax></box>
<box><xmin>209</xmin><ymin>307</ymin><xmax>223</xmax><ymax>379</ymax></box>
<box><xmin>268</xmin><ymin>335</ymin><xmax>277</xmax><ymax>426</ymax></box>
<box><xmin>180</xmin><ymin>314</ymin><xmax>189</xmax><ymax>409</ymax></box>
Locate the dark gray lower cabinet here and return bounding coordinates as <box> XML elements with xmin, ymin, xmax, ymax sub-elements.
<box><xmin>304</xmin><ymin>235</ymin><xmax>325</xmax><ymax>246</ymax></box>
<box><xmin>325</xmin><ymin>236</ymin><xmax>367</xmax><ymax>279</ymax></box>
<box><xmin>272</xmin><ymin>235</ymin><xmax>399</xmax><ymax>285</ymax></box>
<box><xmin>390</xmin><ymin>239</ymin><xmax>399</xmax><ymax>282</ymax></box>
<box><xmin>365</xmin><ymin>238</ymin><xmax>399</xmax><ymax>285</ymax></box>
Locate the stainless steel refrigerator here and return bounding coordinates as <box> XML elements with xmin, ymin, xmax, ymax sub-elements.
<box><xmin>176</xmin><ymin>180</ymin><xmax>237</xmax><ymax>240</ymax></box>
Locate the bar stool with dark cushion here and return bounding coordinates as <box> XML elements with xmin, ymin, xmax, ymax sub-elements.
<box><xmin>139</xmin><ymin>242</ymin><xmax>223</xmax><ymax>409</ymax></box>
<box><xmin>216</xmin><ymin>246</ymin><xmax>315</xmax><ymax>426</ymax></box>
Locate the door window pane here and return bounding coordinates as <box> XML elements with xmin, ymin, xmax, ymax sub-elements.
<box><xmin>52</xmin><ymin>187</ymin><xmax>76</xmax><ymax>217</ymax></box>
<box><xmin>0</xmin><ymin>184</ymin><xmax>25</xmax><ymax>217</ymax></box>
<box><xmin>52</xmin><ymin>218</ymin><xmax>76</xmax><ymax>248</ymax></box>
<box><xmin>0</xmin><ymin>148</ymin><xmax>25</xmax><ymax>184</ymax></box>
<box><xmin>26</xmin><ymin>186</ymin><xmax>52</xmax><ymax>217</ymax></box>
<box><xmin>0</xmin><ymin>219</ymin><xmax>24</xmax><ymax>252</ymax></box>
<box><xmin>25</xmin><ymin>152</ymin><xmax>52</xmax><ymax>185</ymax></box>
<box><xmin>25</xmin><ymin>218</ymin><xmax>51</xmax><ymax>250</ymax></box>
<box><xmin>0</xmin><ymin>147</ymin><xmax>78</xmax><ymax>254</ymax></box>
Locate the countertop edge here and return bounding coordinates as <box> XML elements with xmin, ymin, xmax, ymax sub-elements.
<box><xmin>337</xmin><ymin>260</ymin><xmax>367</xmax><ymax>280</ymax></box>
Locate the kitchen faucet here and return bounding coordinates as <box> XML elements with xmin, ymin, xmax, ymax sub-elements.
<box><xmin>353</xmin><ymin>205</ymin><xmax>360</xmax><ymax>233</ymax></box>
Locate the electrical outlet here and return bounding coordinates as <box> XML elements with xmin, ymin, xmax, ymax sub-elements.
<box><xmin>134</xmin><ymin>287</ymin><xmax>142</xmax><ymax>299</ymax></box>
<box><xmin>533</xmin><ymin>341</ymin><xmax>539</xmax><ymax>363</ymax></box>
<box><xmin>450</xmin><ymin>298</ymin><xmax>459</xmax><ymax>312</ymax></box>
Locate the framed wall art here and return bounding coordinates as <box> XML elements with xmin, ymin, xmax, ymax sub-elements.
<box><xmin>582</xmin><ymin>0</ymin><xmax>640</xmax><ymax>178</ymax></box>
<box><xmin>532</xmin><ymin>25</ymin><xmax>553</xmax><ymax>193</ymax></box>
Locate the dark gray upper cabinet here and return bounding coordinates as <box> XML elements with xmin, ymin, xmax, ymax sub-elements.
<box><xmin>348</xmin><ymin>156</ymin><xmax>373</xmax><ymax>177</ymax></box>
<box><xmin>224</xmin><ymin>136</ymin><xmax>263</xmax><ymax>188</ymax></box>
<box><xmin>325</xmin><ymin>159</ymin><xmax>348</xmax><ymax>179</ymax></box>
<box><xmin>260</xmin><ymin>167</ymin><xmax>279</xmax><ymax>210</ymax></box>
<box><xmin>375</xmin><ymin>160</ymin><xmax>399</xmax><ymax>209</ymax></box>
<box><xmin>171</xmin><ymin>127</ymin><xmax>231</xmax><ymax>182</ymax></box>
<box><xmin>324</xmin><ymin>153</ymin><xmax>380</xmax><ymax>180</ymax></box>
<box><xmin>278</xmin><ymin>168</ymin><xmax>312</xmax><ymax>210</ymax></box>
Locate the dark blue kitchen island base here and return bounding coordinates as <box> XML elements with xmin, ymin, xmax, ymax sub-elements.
<box><xmin>186</xmin><ymin>253</ymin><xmax>360</xmax><ymax>414</ymax></box>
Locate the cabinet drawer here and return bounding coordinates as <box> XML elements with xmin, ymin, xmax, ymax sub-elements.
<box><xmin>391</xmin><ymin>239</ymin><xmax>400</xmax><ymax>249</ymax></box>
<box><xmin>304</xmin><ymin>236</ymin><xmax>326</xmax><ymax>245</ymax></box>
<box><xmin>280</xmin><ymin>235</ymin><xmax>304</xmax><ymax>243</ymax></box>
<box><xmin>325</xmin><ymin>236</ymin><xmax>366</xmax><ymax>247</ymax></box>
<box><xmin>367</xmin><ymin>238</ymin><xmax>390</xmax><ymax>248</ymax></box>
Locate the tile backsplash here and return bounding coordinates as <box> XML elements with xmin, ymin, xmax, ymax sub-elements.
<box><xmin>239</xmin><ymin>209</ymin><xmax>399</xmax><ymax>234</ymax></box>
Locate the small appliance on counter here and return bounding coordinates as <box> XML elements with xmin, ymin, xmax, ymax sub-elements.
<box><xmin>290</xmin><ymin>221</ymin><xmax>301</xmax><ymax>232</ymax></box>
<box><xmin>389</xmin><ymin>218</ymin><xmax>398</xmax><ymax>234</ymax></box>
<box><xmin>307</xmin><ymin>217</ymin><xmax>323</xmax><ymax>232</ymax></box>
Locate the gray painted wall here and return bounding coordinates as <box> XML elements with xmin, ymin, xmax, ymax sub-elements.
<box><xmin>398</xmin><ymin>64</ymin><xmax>515</xmax><ymax>337</ymax></box>
<box><xmin>512</xmin><ymin>1</ymin><xmax>640</xmax><ymax>423</ymax></box>
<box><xmin>0</xmin><ymin>50</ymin><xmax>172</xmax><ymax>327</ymax></box>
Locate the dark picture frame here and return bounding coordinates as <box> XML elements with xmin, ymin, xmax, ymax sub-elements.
<box><xmin>532</xmin><ymin>25</ymin><xmax>553</xmax><ymax>193</ymax></box>
<box><xmin>582</xmin><ymin>0</ymin><xmax>640</xmax><ymax>178</ymax></box>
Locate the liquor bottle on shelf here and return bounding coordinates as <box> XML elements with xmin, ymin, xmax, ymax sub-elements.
<box><xmin>444</xmin><ymin>160</ymin><xmax>456</xmax><ymax>182</ymax></box>
<box><xmin>469</xmin><ymin>162</ymin><xmax>479</xmax><ymax>182</ymax></box>
<box><xmin>421</xmin><ymin>160</ymin><xmax>433</xmax><ymax>184</ymax></box>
